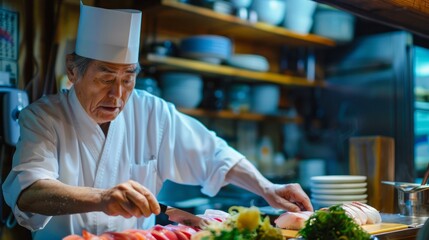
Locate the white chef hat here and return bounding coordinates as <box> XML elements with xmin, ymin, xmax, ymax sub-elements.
<box><xmin>75</xmin><ymin>2</ymin><xmax>142</xmax><ymax>64</ymax></box>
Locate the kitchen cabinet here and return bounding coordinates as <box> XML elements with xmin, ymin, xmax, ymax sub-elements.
<box><xmin>139</xmin><ymin>0</ymin><xmax>335</xmax><ymax>123</ymax></box>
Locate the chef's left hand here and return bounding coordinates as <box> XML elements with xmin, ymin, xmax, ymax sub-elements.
<box><xmin>264</xmin><ymin>183</ymin><xmax>313</xmax><ymax>212</ymax></box>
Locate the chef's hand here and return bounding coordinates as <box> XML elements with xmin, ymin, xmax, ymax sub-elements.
<box><xmin>100</xmin><ymin>180</ymin><xmax>160</xmax><ymax>218</ymax></box>
<box><xmin>264</xmin><ymin>183</ymin><xmax>313</xmax><ymax>212</ymax></box>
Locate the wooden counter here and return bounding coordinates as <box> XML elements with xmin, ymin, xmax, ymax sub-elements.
<box><xmin>281</xmin><ymin>213</ymin><xmax>427</xmax><ymax>240</ymax></box>
<box><xmin>283</xmin><ymin>226</ymin><xmax>420</xmax><ymax>240</ymax></box>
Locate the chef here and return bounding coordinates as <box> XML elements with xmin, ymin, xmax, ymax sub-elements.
<box><xmin>2</xmin><ymin>2</ymin><xmax>312</xmax><ymax>240</ymax></box>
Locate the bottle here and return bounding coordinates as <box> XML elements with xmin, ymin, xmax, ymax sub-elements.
<box><xmin>258</xmin><ymin>136</ymin><xmax>273</xmax><ymax>176</ymax></box>
<box><xmin>273</xmin><ymin>152</ymin><xmax>286</xmax><ymax>177</ymax></box>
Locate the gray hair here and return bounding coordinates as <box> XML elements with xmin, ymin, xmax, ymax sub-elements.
<box><xmin>68</xmin><ymin>53</ymin><xmax>142</xmax><ymax>77</ymax></box>
<box><xmin>68</xmin><ymin>53</ymin><xmax>93</xmax><ymax>77</ymax></box>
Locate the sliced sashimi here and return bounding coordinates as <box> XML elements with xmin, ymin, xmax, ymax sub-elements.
<box><xmin>171</xmin><ymin>229</ymin><xmax>189</xmax><ymax>240</ymax></box>
<box><xmin>147</xmin><ymin>230</ymin><xmax>169</xmax><ymax>240</ymax></box>
<box><xmin>341</xmin><ymin>204</ymin><xmax>363</xmax><ymax>225</ymax></box>
<box><xmin>352</xmin><ymin>202</ymin><xmax>382</xmax><ymax>224</ymax></box>
<box><xmin>100</xmin><ymin>232</ymin><xmax>139</xmax><ymax>240</ymax></box>
<box><xmin>151</xmin><ymin>225</ymin><xmax>178</xmax><ymax>240</ymax></box>
<box><xmin>123</xmin><ymin>229</ymin><xmax>157</xmax><ymax>240</ymax></box>
<box><xmin>82</xmin><ymin>230</ymin><xmax>101</xmax><ymax>240</ymax></box>
<box><xmin>198</xmin><ymin>209</ymin><xmax>230</xmax><ymax>223</ymax></box>
<box><xmin>343</xmin><ymin>203</ymin><xmax>368</xmax><ymax>225</ymax></box>
<box><xmin>164</xmin><ymin>225</ymin><xmax>195</xmax><ymax>239</ymax></box>
<box><xmin>274</xmin><ymin>211</ymin><xmax>313</xmax><ymax>230</ymax></box>
<box><xmin>63</xmin><ymin>235</ymin><xmax>85</xmax><ymax>240</ymax></box>
<box><xmin>350</xmin><ymin>202</ymin><xmax>377</xmax><ymax>224</ymax></box>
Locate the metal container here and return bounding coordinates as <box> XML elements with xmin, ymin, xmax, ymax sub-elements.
<box><xmin>398</xmin><ymin>188</ymin><xmax>429</xmax><ymax>217</ymax></box>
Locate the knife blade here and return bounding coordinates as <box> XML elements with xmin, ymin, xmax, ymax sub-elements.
<box><xmin>159</xmin><ymin>203</ymin><xmax>208</xmax><ymax>228</ymax></box>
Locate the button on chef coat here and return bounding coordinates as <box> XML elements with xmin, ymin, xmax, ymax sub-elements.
<box><xmin>2</xmin><ymin>88</ymin><xmax>244</xmax><ymax>240</ymax></box>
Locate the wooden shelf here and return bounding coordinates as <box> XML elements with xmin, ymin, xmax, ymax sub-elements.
<box><xmin>144</xmin><ymin>54</ymin><xmax>324</xmax><ymax>87</ymax></box>
<box><xmin>142</xmin><ymin>0</ymin><xmax>336</xmax><ymax>47</ymax></box>
<box><xmin>179</xmin><ymin>108</ymin><xmax>302</xmax><ymax>123</ymax></box>
<box><xmin>318</xmin><ymin>0</ymin><xmax>429</xmax><ymax>38</ymax></box>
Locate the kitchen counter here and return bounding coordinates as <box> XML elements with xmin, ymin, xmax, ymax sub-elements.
<box><xmin>375</xmin><ymin>228</ymin><xmax>420</xmax><ymax>240</ymax></box>
<box><xmin>380</xmin><ymin>213</ymin><xmax>428</xmax><ymax>228</ymax></box>
<box><xmin>279</xmin><ymin>213</ymin><xmax>427</xmax><ymax>239</ymax></box>
<box><xmin>373</xmin><ymin>214</ymin><xmax>427</xmax><ymax>240</ymax></box>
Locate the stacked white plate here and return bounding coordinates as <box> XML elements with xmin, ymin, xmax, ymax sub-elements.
<box><xmin>310</xmin><ymin>175</ymin><xmax>368</xmax><ymax>209</ymax></box>
<box><xmin>225</xmin><ymin>54</ymin><xmax>270</xmax><ymax>72</ymax></box>
<box><xmin>179</xmin><ymin>35</ymin><xmax>232</xmax><ymax>65</ymax></box>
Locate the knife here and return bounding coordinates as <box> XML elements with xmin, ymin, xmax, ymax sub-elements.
<box><xmin>159</xmin><ymin>203</ymin><xmax>208</xmax><ymax>228</ymax></box>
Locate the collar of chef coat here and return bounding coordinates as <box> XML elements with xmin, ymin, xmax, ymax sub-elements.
<box><xmin>69</xmin><ymin>86</ymin><xmax>107</xmax><ymax>143</ymax></box>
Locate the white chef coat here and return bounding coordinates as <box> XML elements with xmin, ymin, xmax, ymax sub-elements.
<box><xmin>2</xmin><ymin>87</ymin><xmax>244</xmax><ymax>240</ymax></box>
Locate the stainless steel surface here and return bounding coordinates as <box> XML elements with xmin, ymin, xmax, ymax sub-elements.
<box><xmin>382</xmin><ymin>181</ymin><xmax>429</xmax><ymax>193</ymax></box>
<box><xmin>398</xmin><ymin>189</ymin><xmax>429</xmax><ymax>217</ymax></box>
<box><xmin>421</xmin><ymin>163</ymin><xmax>429</xmax><ymax>185</ymax></box>
<box><xmin>381</xmin><ymin>213</ymin><xmax>428</xmax><ymax>227</ymax></box>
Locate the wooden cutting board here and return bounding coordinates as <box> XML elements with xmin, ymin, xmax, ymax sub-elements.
<box><xmin>281</xmin><ymin>223</ymin><xmax>409</xmax><ymax>238</ymax></box>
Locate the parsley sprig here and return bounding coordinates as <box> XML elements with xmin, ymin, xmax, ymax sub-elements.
<box><xmin>298</xmin><ymin>205</ymin><xmax>372</xmax><ymax>240</ymax></box>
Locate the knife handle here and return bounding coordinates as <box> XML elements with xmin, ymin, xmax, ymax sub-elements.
<box><xmin>160</xmin><ymin>203</ymin><xmax>168</xmax><ymax>213</ymax></box>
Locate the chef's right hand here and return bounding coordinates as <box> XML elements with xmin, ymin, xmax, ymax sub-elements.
<box><xmin>100</xmin><ymin>180</ymin><xmax>160</xmax><ymax>218</ymax></box>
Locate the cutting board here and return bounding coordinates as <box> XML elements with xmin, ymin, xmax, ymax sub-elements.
<box><xmin>281</xmin><ymin>223</ymin><xmax>409</xmax><ymax>238</ymax></box>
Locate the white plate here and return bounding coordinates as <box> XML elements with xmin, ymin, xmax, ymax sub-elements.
<box><xmin>225</xmin><ymin>54</ymin><xmax>270</xmax><ymax>72</ymax></box>
<box><xmin>310</xmin><ymin>182</ymin><xmax>367</xmax><ymax>189</ymax></box>
<box><xmin>312</xmin><ymin>194</ymin><xmax>367</xmax><ymax>201</ymax></box>
<box><xmin>311</xmin><ymin>188</ymin><xmax>367</xmax><ymax>195</ymax></box>
<box><xmin>311</xmin><ymin>175</ymin><xmax>367</xmax><ymax>184</ymax></box>
<box><xmin>312</xmin><ymin>199</ymin><xmax>367</xmax><ymax>209</ymax></box>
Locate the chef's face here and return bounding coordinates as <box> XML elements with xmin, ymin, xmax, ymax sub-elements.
<box><xmin>67</xmin><ymin>58</ymin><xmax>139</xmax><ymax>124</ymax></box>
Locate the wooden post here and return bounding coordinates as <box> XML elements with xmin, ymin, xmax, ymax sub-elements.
<box><xmin>349</xmin><ymin>136</ymin><xmax>395</xmax><ymax>213</ymax></box>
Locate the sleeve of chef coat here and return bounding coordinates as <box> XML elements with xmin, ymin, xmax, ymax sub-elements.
<box><xmin>2</xmin><ymin>106</ymin><xmax>58</xmax><ymax>231</ymax></box>
<box><xmin>157</xmin><ymin>103</ymin><xmax>245</xmax><ymax>197</ymax></box>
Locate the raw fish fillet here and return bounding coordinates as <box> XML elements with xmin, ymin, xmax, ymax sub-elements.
<box><xmin>342</xmin><ymin>203</ymin><xmax>366</xmax><ymax>225</ymax></box>
<box><xmin>274</xmin><ymin>202</ymin><xmax>382</xmax><ymax>230</ymax></box>
<box><xmin>274</xmin><ymin>211</ymin><xmax>313</xmax><ymax>230</ymax></box>
<box><xmin>351</xmin><ymin>202</ymin><xmax>382</xmax><ymax>224</ymax></box>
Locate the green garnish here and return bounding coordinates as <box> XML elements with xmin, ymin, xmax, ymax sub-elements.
<box><xmin>200</xmin><ymin>206</ymin><xmax>283</xmax><ymax>240</ymax></box>
<box><xmin>298</xmin><ymin>205</ymin><xmax>372</xmax><ymax>240</ymax></box>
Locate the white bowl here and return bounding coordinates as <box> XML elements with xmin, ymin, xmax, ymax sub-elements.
<box><xmin>252</xmin><ymin>0</ymin><xmax>286</xmax><ymax>26</ymax></box>
<box><xmin>162</xmin><ymin>88</ymin><xmax>202</xmax><ymax>109</ymax></box>
<box><xmin>284</xmin><ymin>14</ymin><xmax>313</xmax><ymax>34</ymax></box>
<box><xmin>213</xmin><ymin>1</ymin><xmax>234</xmax><ymax>15</ymax></box>
<box><xmin>283</xmin><ymin>0</ymin><xmax>317</xmax><ymax>34</ymax></box>
<box><xmin>250</xmin><ymin>84</ymin><xmax>280</xmax><ymax>114</ymax></box>
<box><xmin>230</xmin><ymin>0</ymin><xmax>253</xmax><ymax>8</ymax></box>
<box><xmin>226</xmin><ymin>54</ymin><xmax>269</xmax><ymax>72</ymax></box>
<box><xmin>160</xmin><ymin>72</ymin><xmax>203</xmax><ymax>89</ymax></box>
<box><xmin>285</xmin><ymin>0</ymin><xmax>317</xmax><ymax>16</ymax></box>
<box><xmin>313</xmin><ymin>5</ymin><xmax>355</xmax><ymax>42</ymax></box>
